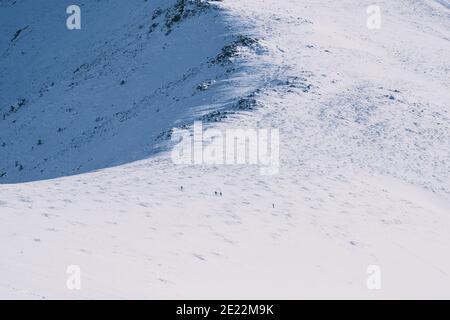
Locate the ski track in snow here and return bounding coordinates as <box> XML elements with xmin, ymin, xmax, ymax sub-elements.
<box><xmin>0</xmin><ymin>0</ymin><xmax>449</xmax><ymax>299</ymax></box>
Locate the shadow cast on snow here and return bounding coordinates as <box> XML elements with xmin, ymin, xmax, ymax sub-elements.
<box><xmin>0</xmin><ymin>0</ymin><xmax>262</xmax><ymax>184</ymax></box>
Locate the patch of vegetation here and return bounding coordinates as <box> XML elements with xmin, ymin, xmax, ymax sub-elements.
<box><xmin>201</xmin><ymin>93</ymin><xmax>263</xmax><ymax>123</ymax></box>
<box><xmin>210</xmin><ymin>36</ymin><xmax>260</xmax><ymax>65</ymax></box>
<box><xmin>2</xmin><ymin>98</ymin><xmax>27</xmax><ymax>120</ymax></box>
<box><xmin>196</xmin><ymin>80</ymin><xmax>216</xmax><ymax>92</ymax></box>
<box><xmin>11</xmin><ymin>25</ymin><xmax>29</xmax><ymax>42</ymax></box>
<box><xmin>235</xmin><ymin>97</ymin><xmax>261</xmax><ymax>111</ymax></box>
<box><xmin>159</xmin><ymin>0</ymin><xmax>211</xmax><ymax>35</ymax></box>
<box><xmin>271</xmin><ymin>76</ymin><xmax>312</xmax><ymax>93</ymax></box>
<box><xmin>201</xmin><ymin>110</ymin><xmax>228</xmax><ymax>122</ymax></box>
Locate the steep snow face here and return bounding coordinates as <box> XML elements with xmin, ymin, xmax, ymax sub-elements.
<box><xmin>0</xmin><ymin>0</ymin><xmax>449</xmax><ymax>299</ymax></box>
<box><xmin>0</xmin><ymin>0</ymin><xmax>264</xmax><ymax>183</ymax></box>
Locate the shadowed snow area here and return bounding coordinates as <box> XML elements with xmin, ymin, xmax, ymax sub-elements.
<box><xmin>0</xmin><ymin>0</ymin><xmax>449</xmax><ymax>299</ymax></box>
<box><xmin>0</xmin><ymin>0</ymin><xmax>265</xmax><ymax>183</ymax></box>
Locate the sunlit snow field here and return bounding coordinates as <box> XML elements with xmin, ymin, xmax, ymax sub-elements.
<box><xmin>0</xmin><ymin>0</ymin><xmax>449</xmax><ymax>299</ymax></box>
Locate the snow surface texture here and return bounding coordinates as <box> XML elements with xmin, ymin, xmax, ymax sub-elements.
<box><xmin>0</xmin><ymin>0</ymin><xmax>449</xmax><ymax>299</ymax></box>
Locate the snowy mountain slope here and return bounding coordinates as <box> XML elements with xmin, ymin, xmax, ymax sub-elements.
<box><xmin>0</xmin><ymin>0</ymin><xmax>266</xmax><ymax>183</ymax></box>
<box><xmin>0</xmin><ymin>0</ymin><xmax>449</xmax><ymax>299</ymax></box>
